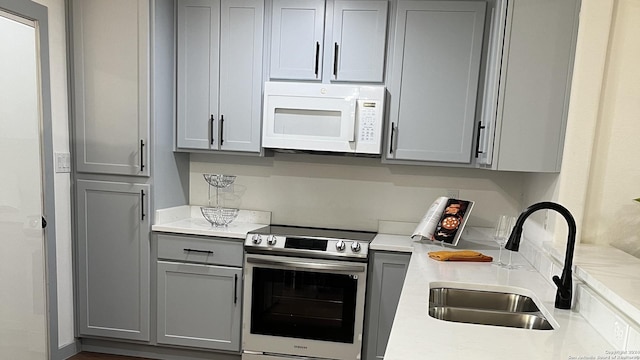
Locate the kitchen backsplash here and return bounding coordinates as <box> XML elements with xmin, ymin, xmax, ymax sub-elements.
<box><xmin>519</xmin><ymin>223</ymin><xmax>640</xmax><ymax>351</ymax></box>
<box><xmin>189</xmin><ymin>152</ymin><xmax>525</xmax><ymax>231</ymax></box>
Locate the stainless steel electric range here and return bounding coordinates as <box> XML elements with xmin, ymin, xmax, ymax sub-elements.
<box><xmin>241</xmin><ymin>225</ymin><xmax>376</xmax><ymax>360</ymax></box>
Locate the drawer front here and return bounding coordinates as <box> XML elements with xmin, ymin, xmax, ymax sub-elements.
<box><xmin>157</xmin><ymin>234</ymin><xmax>243</xmax><ymax>267</ymax></box>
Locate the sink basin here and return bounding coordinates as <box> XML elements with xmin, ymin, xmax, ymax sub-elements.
<box><xmin>429</xmin><ymin>306</ymin><xmax>554</xmax><ymax>330</ymax></box>
<box><xmin>429</xmin><ymin>287</ymin><xmax>541</xmax><ymax>313</ymax></box>
<box><xmin>428</xmin><ymin>285</ymin><xmax>555</xmax><ymax>330</ymax></box>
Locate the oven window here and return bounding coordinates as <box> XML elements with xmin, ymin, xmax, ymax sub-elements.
<box><xmin>250</xmin><ymin>267</ymin><xmax>357</xmax><ymax>343</ymax></box>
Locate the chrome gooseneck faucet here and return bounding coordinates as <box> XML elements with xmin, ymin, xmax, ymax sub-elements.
<box><xmin>505</xmin><ymin>201</ymin><xmax>577</xmax><ymax>309</ymax></box>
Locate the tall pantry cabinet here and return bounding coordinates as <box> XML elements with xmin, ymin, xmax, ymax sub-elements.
<box><xmin>70</xmin><ymin>0</ymin><xmax>188</xmax><ymax>342</ymax></box>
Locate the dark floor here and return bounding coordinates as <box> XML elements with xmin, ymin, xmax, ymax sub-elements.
<box><xmin>68</xmin><ymin>352</ymin><xmax>151</xmax><ymax>360</ymax></box>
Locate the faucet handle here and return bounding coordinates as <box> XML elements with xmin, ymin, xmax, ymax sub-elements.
<box><xmin>552</xmin><ymin>274</ymin><xmax>573</xmax><ymax>309</ymax></box>
<box><xmin>552</xmin><ymin>276</ymin><xmax>568</xmax><ymax>297</ymax></box>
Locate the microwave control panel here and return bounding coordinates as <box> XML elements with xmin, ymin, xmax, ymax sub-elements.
<box><xmin>357</xmin><ymin>100</ymin><xmax>380</xmax><ymax>143</ymax></box>
<box><xmin>356</xmin><ymin>99</ymin><xmax>383</xmax><ymax>152</ymax></box>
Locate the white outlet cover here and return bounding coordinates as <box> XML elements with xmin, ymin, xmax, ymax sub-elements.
<box><xmin>627</xmin><ymin>326</ymin><xmax>640</xmax><ymax>350</ymax></box>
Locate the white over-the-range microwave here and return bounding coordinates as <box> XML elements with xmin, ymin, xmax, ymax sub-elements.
<box><xmin>262</xmin><ymin>82</ymin><xmax>386</xmax><ymax>155</ymax></box>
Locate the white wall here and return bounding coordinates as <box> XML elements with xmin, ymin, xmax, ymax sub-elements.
<box><xmin>190</xmin><ymin>153</ymin><xmax>525</xmax><ymax>231</ymax></box>
<box><xmin>31</xmin><ymin>0</ymin><xmax>75</xmax><ymax>348</ymax></box>
<box><xmin>522</xmin><ymin>0</ymin><xmax>640</xmax><ymax>258</ymax></box>
<box><xmin>521</xmin><ymin>0</ymin><xmax>615</xmax><ymax>245</ymax></box>
<box><xmin>580</xmin><ymin>0</ymin><xmax>640</xmax><ymax>252</ymax></box>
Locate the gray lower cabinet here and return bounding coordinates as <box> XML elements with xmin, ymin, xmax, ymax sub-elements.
<box><xmin>176</xmin><ymin>0</ymin><xmax>264</xmax><ymax>152</ymax></box>
<box><xmin>76</xmin><ymin>179</ymin><xmax>150</xmax><ymax>341</ymax></box>
<box><xmin>156</xmin><ymin>234</ymin><xmax>243</xmax><ymax>352</ymax></box>
<box><xmin>363</xmin><ymin>251</ymin><xmax>410</xmax><ymax>360</ymax></box>
<box><xmin>386</xmin><ymin>1</ymin><xmax>486</xmax><ymax>163</ymax></box>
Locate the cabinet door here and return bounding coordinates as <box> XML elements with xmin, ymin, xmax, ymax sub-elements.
<box><xmin>157</xmin><ymin>261</ymin><xmax>242</xmax><ymax>351</ymax></box>
<box><xmin>219</xmin><ymin>0</ymin><xmax>264</xmax><ymax>152</ymax></box>
<box><xmin>331</xmin><ymin>1</ymin><xmax>387</xmax><ymax>82</ymax></box>
<box><xmin>363</xmin><ymin>251</ymin><xmax>410</xmax><ymax>360</ymax></box>
<box><xmin>176</xmin><ymin>0</ymin><xmax>220</xmax><ymax>149</ymax></box>
<box><xmin>270</xmin><ymin>0</ymin><xmax>325</xmax><ymax>80</ymax></box>
<box><xmin>388</xmin><ymin>1</ymin><xmax>485</xmax><ymax>163</ymax></box>
<box><xmin>76</xmin><ymin>180</ymin><xmax>150</xmax><ymax>341</ymax></box>
<box><xmin>72</xmin><ymin>0</ymin><xmax>149</xmax><ymax>176</ymax></box>
<box><xmin>491</xmin><ymin>0</ymin><xmax>579</xmax><ymax>172</ymax></box>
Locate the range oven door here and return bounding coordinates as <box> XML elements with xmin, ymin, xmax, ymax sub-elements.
<box><xmin>242</xmin><ymin>254</ymin><xmax>367</xmax><ymax>360</ymax></box>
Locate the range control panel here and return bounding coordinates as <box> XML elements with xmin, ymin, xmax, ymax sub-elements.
<box><xmin>244</xmin><ymin>233</ymin><xmax>369</xmax><ymax>260</ymax></box>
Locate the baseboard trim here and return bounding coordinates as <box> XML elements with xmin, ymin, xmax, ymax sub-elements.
<box><xmin>54</xmin><ymin>340</ymin><xmax>81</xmax><ymax>360</ymax></box>
<box><xmin>80</xmin><ymin>338</ymin><xmax>241</xmax><ymax>360</ymax></box>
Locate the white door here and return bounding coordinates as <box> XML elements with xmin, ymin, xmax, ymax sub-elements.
<box><xmin>0</xmin><ymin>10</ymin><xmax>48</xmax><ymax>359</ymax></box>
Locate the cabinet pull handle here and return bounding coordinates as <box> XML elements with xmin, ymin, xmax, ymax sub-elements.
<box><xmin>140</xmin><ymin>189</ymin><xmax>146</xmax><ymax>221</ymax></box>
<box><xmin>210</xmin><ymin>115</ymin><xmax>215</xmax><ymax>145</ymax></box>
<box><xmin>234</xmin><ymin>274</ymin><xmax>238</xmax><ymax>305</ymax></box>
<box><xmin>140</xmin><ymin>139</ymin><xmax>145</xmax><ymax>171</ymax></box>
<box><xmin>389</xmin><ymin>122</ymin><xmax>396</xmax><ymax>154</ymax></box>
<box><xmin>333</xmin><ymin>42</ymin><xmax>339</xmax><ymax>77</ymax></box>
<box><xmin>220</xmin><ymin>115</ymin><xmax>225</xmax><ymax>146</ymax></box>
<box><xmin>475</xmin><ymin>122</ymin><xmax>485</xmax><ymax>158</ymax></box>
<box><xmin>314</xmin><ymin>41</ymin><xmax>320</xmax><ymax>78</ymax></box>
<box><xmin>183</xmin><ymin>248</ymin><xmax>214</xmax><ymax>255</ymax></box>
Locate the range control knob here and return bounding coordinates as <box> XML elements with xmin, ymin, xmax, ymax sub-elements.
<box><xmin>251</xmin><ymin>234</ymin><xmax>262</xmax><ymax>244</ymax></box>
<box><xmin>351</xmin><ymin>241</ymin><xmax>361</xmax><ymax>253</ymax></box>
<box><xmin>267</xmin><ymin>235</ymin><xmax>277</xmax><ymax>246</ymax></box>
<box><xmin>336</xmin><ymin>240</ymin><xmax>346</xmax><ymax>252</ymax></box>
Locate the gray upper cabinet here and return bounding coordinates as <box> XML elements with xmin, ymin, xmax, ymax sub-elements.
<box><xmin>76</xmin><ymin>180</ymin><xmax>150</xmax><ymax>341</ymax></box>
<box><xmin>270</xmin><ymin>0</ymin><xmax>388</xmax><ymax>83</ymax></box>
<box><xmin>476</xmin><ymin>0</ymin><xmax>580</xmax><ymax>172</ymax></box>
<box><xmin>331</xmin><ymin>1</ymin><xmax>388</xmax><ymax>82</ymax></box>
<box><xmin>387</xmin><ymin>1</ymin><xmax>486</xmax><ymax>163</ymax></box>
<box><xmin>71</xmin><ymin>0</ymin><xmax>150</xmax><ymax>176</ymax></box>
<box><xmin>270</xmin><ymin>0</ymin><xmax>325</xmax><ymax>80</ymax></box>
<box><xmin>176</xmin><ymin>0</ymin><xmax>264</xmax><ymax>152</ymax></box>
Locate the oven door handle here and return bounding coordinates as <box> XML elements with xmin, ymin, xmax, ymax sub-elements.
<box><xmin>246</xmin><ymin>256</ymin><xmax>365</xmax><ymax>273</ymax></box>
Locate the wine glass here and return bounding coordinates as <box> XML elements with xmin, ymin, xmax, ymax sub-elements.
<box><xmin>492</xmin><ymin>215</ymin><xmax>516</xmax><ymax>267</ymax></box>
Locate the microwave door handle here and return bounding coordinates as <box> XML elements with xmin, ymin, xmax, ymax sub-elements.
<box><xmin>347</xmin><ymin>100</ymin><xmax>358</xmax><ymax>142</ymax></box>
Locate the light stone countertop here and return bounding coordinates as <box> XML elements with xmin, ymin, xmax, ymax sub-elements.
<box><xmin>381</xmin><ymin>238</ymin><xmax>614</xmax><ymax>360</ymax></box>
<box><xmin>151</xmin><ymin>205</ymin><xmax>270</xmax><ymax>239</ymax></box>
<box><xmin>548</xmin><ymin>242</ymin><xmax>640</xmax><ymax>327</ymax></box>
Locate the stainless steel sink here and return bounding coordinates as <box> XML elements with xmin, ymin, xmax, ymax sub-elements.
<box><xmin>429</xmin><ymin>306</ymin><xmax>554</xmax><ymax>330</ymax></box>
<box><xmin>428</xmin><ymin>286</ymin><xmax>554</xmax><ymax>330</ymax></box>
<box><xmin>429</xmin><ymin>287</ymin><xmax>541</xmax><ymax>313</ymax></box>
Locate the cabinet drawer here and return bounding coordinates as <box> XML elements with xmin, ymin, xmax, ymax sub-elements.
<box><xmin>157</xmin><ymin>234</ymin><xmax>243</xmax><ymax>267</ymax></box>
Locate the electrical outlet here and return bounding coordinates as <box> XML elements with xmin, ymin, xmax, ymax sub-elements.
<box><xmin>614</xmin><ymin>321</ymin><xmax>627</xmax><ymax>348</ymax></box>
<box><xmin>446</xmin><ymin>189</ymin><xmax>459</xmax><ymax>199</ymax></box>
<box><xmin>543</xmin><ymin>210</ymin><xmax>549</xmax><ymax>230</ymax></box>
<box><xmin>55</xmin><ymin>152</ymin><xmax>71</xmax><ymax>173</ymax></box>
